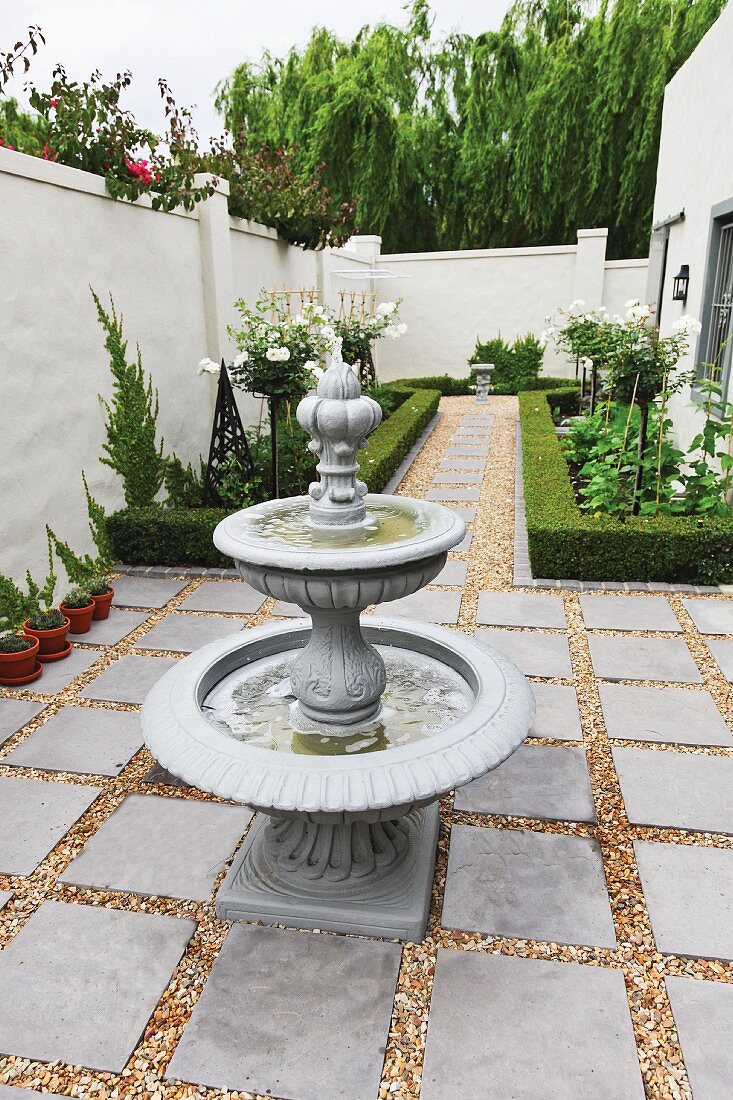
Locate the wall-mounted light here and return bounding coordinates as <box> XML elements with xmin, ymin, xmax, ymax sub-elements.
<box><xmin>672</xmin><ymin>264</ymin><xmax>689</xmax><ymax>303</ymax></box>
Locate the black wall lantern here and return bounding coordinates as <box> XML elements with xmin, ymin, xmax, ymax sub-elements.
<box><xmin>672</xmin><ymin>264</ymin><xmax>689</xmax><ymax>303</ymax></box>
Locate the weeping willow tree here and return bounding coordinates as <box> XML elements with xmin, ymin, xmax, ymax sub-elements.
<box><xmin>216</xmin><ymin>0</ymin><xmax>724</xmax><ymax>257</ymax></box>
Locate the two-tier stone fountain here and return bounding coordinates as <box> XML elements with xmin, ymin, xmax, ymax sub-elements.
<box><xmin>143</xmin><ymin>344</ymin><xmax>534</xmax><ymax>940</ymax></box>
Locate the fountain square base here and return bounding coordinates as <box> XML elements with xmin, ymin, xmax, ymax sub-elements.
<box><xmin>216</xmin><ymin>803</ymin><xmax>441</xmax><ymax>942</ymax></box>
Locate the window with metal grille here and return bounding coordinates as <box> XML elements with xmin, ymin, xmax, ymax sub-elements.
<box><xmin>700</xmin><ymin>216</ymin><xmax>733</xmax><ymax>395</ymax></box>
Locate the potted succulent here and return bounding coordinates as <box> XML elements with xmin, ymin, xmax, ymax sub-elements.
<box><xmin>88</xmin><ymin>574</ymin><xmax>115</xmax><ymax>620</ymax></box>
<box><xmin>47</xmin><ymin>475</ymin><xmax>116</xmax><ymax>623</ymax></box>
<box><xmin>0</xmin><ymin>577</ymin><xmax>41</xmax><ymax>686</ymax></box>
<box><xmin>60</xmin><ymin>587</ymin><xmax>95</xmax><ymax>634</ymax></box>
<box><xmin>21</xmin><ymin>542</ymin><xmax>72</xmax><ymax>662</ymax></box>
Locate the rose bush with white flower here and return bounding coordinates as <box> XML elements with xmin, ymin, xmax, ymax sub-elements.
<box><xmin>336</xmin><ymin>300</ymin><xmax>406</xmax><ymax>385</ymax></box>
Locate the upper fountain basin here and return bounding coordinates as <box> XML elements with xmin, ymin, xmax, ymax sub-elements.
<box><xmin>213</xmin><ymin>493</ymin><xmax>465</xmax><ymax>574</ymax></box>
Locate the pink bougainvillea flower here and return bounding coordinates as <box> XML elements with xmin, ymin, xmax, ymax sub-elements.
<box><xmin>125</xmin><ymin>157</ymin><xmax>153</xmax><ymax>184</ymax></box>
<box><xmin>49</xmin><ymin>98</ymin><xmax>59</xmax><ymax>107</ymax></box>
<box><xmin>0</xmin><ymin>139</ymin><xmax>16</xmax><ymax>150</ymax></box>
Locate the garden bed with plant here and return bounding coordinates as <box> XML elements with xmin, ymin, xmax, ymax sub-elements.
<box><xmin>520</xmin><ymin>300</ymin><xmax>733</xmax><ymax>583</ymax></box>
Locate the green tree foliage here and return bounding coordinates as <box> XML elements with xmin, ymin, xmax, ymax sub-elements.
<box><xmin>93</xmin><ymin>290</ymin><xmax>166</xmax><ymax>507</ymax></box>
<box><xmin>216</xmin><ymin>0</ymin><xmax>724</xmax><ymax>257</ymax></box>
<box><xmin>0</xmin><ymin>95</ymin><xmax>47</xmax><ymax>153</ymax></box>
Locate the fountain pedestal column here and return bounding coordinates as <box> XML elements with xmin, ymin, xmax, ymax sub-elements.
<box><xmin>216</xmin><ymin>803</ymin><xmax>441</xmax><ymax>941</ymax></box>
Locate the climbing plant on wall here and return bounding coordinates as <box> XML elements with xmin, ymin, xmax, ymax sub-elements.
<box><xmin>215</xmin><ymin>0</ymin><xmax>725</xmax><ymax>258</ymax></box>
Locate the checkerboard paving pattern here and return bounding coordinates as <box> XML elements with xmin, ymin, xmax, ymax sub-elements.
<box><xmin>0</xmin><ymin>394</ymin><xmax>731</xmax><ymax>1100</ymax></box>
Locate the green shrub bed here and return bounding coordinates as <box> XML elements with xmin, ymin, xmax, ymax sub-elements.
<box><xmin>107</xmin><ymin>387</ymin><xmax>440</xmax><ymax>566</ymax></box>
<box><xmin>519</xmin><ymin>391</ymin><xmax>733</xmax><ymax>584</ymax></box>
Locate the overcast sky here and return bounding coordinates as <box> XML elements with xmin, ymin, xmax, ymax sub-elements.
<box><xmin>5</xmin><ymin>0</ymin><xmax>512</xmax><ymax>141</ymax></box>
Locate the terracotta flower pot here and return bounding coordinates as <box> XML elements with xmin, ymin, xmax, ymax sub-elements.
<box><xmin>23</xmin><ymin>616</ymin><xmax>72</xmax><ymax>661</ymax></box>
<box><xmin>91</xmin><ymin>587</ymin><xmax>114</xmax><ymax>621</ymax></box>
<box><xmin>0</xmin><ymin>636</ymin><xmax>41</xmax><ymax>684</ymax></box>
<box><xmin>61</xmin><ymin>600</ymin><xmax>95</xmax><ymax>635</ymax></box>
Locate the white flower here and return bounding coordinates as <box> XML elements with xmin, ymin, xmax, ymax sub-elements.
<box><xmin>197</xmin><ymin>357</ymin><xmax>220</xmax><ymax>375</ymax></box>
<box><xmin>396</xmin><ymin>322</ymin><xmax>408</xmax><ymax>336</ymax></box>
<box><xmin>671</xmin><ymin>315</ymin><xmax>702</xmax><ymax>336</ymax></box>
<box><xmin>233</xmin><ymin>350</ymin><xmax>248</xmax><ymax>368</ymax></box>
<box><xmin>320</xmin><ymin>324</ymin><xmax>335</xmax><ymax>340</ymax></box>
<box><xmin>626</xmin><ymin>303</ymin><xmax>651</xmax><ymax>322</ymax></box>
<box><xmin>568</xmin><ymin>299</ymin><xmax>585</xmax><ymax>313</ymax></box>
<box><xmin>539</xmin><ymin>327</ymin><xmax>554</xmax><ymax>347</ymax></box>
<box><xmin>625</xmin><ymin>299</ymin><xmax>641</xmax><ymax>309</ymax></box>
<box><xmin>293</xmin><ymin>314</ymin><xmax>307</xmax><ymax>326</ymax></box>
<box><xmin>256</xmin><ymin>323</ymin><xmax>268</xmax><ymax>336</ymax></box>
<box><xmin>376</xmin><ymin>301</ymin><xmax>398</xmax><ymax>316</ymax></box>
<box><xmin>266</xmin><ymin>346</ymin><xmax>291</xmax><ymax>362</ymax></box>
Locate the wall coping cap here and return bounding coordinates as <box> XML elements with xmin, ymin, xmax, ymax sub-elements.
<box><xmin>577</xmin><ymin>227</ymin><xmax>608</xmax><ymax>238</ymax></box>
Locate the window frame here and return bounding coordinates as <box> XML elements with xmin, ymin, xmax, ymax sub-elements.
<box><xmin>695</xmin><ymin>196</ymin><xmax>733</xmax><ymax>404</ymax></box>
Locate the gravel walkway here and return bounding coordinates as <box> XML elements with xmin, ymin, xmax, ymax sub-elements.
<box><xmin>0</xmin><ymin>395</ymin><xmax>731</xmax><ymax>1100</ymax></box>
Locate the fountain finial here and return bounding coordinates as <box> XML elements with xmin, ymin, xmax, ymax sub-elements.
<box><xmin>296</xmin><ymin>340</ymin><xmax>382</xmax><ymax>528</ymax></box>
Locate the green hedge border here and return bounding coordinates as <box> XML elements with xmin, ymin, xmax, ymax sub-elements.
<box><xmin>391</xmin><ymin>374</ymin><xmax>577</xmax><ymax>396</ymax></box>
<box><xmin>519</xmin><ymin>390</ymin><xmax>733</xmax><ymax>584</ymax></box>
<box><xmin>107</xmin><ymin>386</ymin><xmax>441</xmax><ymax>567</ymax></box>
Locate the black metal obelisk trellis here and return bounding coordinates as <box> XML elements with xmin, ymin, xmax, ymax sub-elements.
<box><xmin>201</xmin><ymin>361</ymin><xmax>255</xmax><ymax>506</ymax></box>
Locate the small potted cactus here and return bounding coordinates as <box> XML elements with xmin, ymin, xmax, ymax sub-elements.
<box><xmin>0</xmin><ymin>577</ymin><xmax>41</xmax><ymax>685</ymax></box>
<box><xmin>60</xmin><ymin>587</ymin><xmax>95</xmax><ymax>634</ymax></box>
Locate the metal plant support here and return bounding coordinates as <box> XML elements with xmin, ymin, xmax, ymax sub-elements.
<box><xmin>201</xmin><ymin>362</ymin><xmax>255</xmax><ymax>507</ymax></box>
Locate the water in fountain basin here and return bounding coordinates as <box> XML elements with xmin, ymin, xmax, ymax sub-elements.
<box><xmin>202</xmin><ymin>645</ymin><xmax>473</xmax><ymax>756</ymax></box>
<box><xmin>234</xmin><ymin>499</ymin><xmax>451</xmax><ymax>550</ymax></box>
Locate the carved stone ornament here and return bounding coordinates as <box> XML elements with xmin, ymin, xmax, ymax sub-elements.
<box><xmin>296</xmin><ymin>339</ymin><xmax>383</xmax><ymax>528</ymax></box>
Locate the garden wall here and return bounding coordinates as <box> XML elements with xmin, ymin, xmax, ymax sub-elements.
<box><xmin>0</xmin><ymin>149</ymin><xmax>371</xmax><ymax>580</ymax></box>
<box><xmin>375</xmin><ymin>231</ymin><xmax>648</xmax><ymax>381</ymax></box>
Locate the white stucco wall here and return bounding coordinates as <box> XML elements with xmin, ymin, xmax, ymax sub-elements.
<box><xmin>650</xmin><ymin>4</ymin><xmax>732</xmax><ymax>449</ymax></box>
<box><xmin>375</xmin><ymin>235</ymin><xmax>647</xmax><ymax>381</ymax></box>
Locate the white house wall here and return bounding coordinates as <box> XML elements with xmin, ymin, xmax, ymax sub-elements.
<box><xmin>651</xmin><ymin>4</ymin><xmax>732</xmax><ymax>450</ymax></box>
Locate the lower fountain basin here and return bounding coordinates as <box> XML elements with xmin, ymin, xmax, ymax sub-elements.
<box><xmin>142</xmin><ymin>617</ymin><xmax>534</xmax><ymax>940</ymax></box>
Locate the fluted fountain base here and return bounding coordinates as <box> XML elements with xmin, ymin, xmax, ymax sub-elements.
<box><xmin>216</xmin><ymin>804</ymin><xmax>440</xmax><ymax>941</ymax></box>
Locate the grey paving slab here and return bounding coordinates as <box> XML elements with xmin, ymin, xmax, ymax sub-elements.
<box><xmin>421</xmin><ymin>951</ymin><xmax>643</xmax><ymax>1100</ymax></box>
<box><xmin>599</xmin><ymin>684</ymin><xmax>732</xmax><ymax>746</ymax></box>
<box><xmin>272</xmin><ymin>601</ymin><xmax>310</xmax><ymax>618</ymax></box>
<box><xmin>635</xmin><ymin>841</ymin><xmax>733</xmax><ymax>960</ymax></box>
<box><xmin>3</xmin><ymin>647</ymin><xmax>101</xmax><ymax>696</ymax></box>
<box><xmin>62</xmin><ymin>793</ymin><xmax>252</xmax><ymax>901</ymax></box>
<box><xmin>134</xmin><ymin>614</ymin><xmax>243</xmax><ymax>653</ymax></box>
<box><xmin>666</xmin><ymin>976</ymin><xmax>733</xmax><ymax>1099</ymax></box>
<box><xmin>450</xmin><ymin>506</ymin><xmax>476</xmax><ymax>522</ymax></box>
<box><xmin>682</xmin><ymin>597</ymin><xmax>733</xmax><ymax>634</ymax></box>
<box><xmin>706</xmin><ymin>638</ymin><xmax>733</xmax><ymax>681</ymax></box>
<box><xmin>580</xmin><ymin>594</ymin><xmax>681</xmax><ymax>632</ymax></box>
<box><xmin>444</xmin><ymin>446</ymin><xmax>489</xmax><ymax>457</ymax></box>
<box><xmin>0</xmin><ymin>1085</ymin><xmax>45</xmax><ymax>1097</ymax></box>
<box><xmin>177</xmin><ymin>581</ymin><xmax>266</xmax><ymax>615</ymax></box>
<box><xmin>0</xmin><ymin>776</ymin><xmax>101</xmax><ymax>875</ymax></box>
<box><xmin>167</xmin><ymin>923</ymin><xmax>401</xmax><ymax>1100</ymax></box>
<box><xmin>588</xmin><ymin>636</ymin><xmax>702</xmax><ymax>683</ymax></box>
<box><xmin>454</xmin><ymin>745</ymin><xmax>595</xmax><ymax>822</ymax></box>
<box><xmin>3</xmin><ymin>706</ymin><xmax>143</xmax><ymax>776</ymax></box>
<box><xmin>443</xmin><ymin>826</ymin><xmax>615</xmax><ymax>946</ymax></box>
<box><xmin>0</xmin><ymin>900</ymin><xmax>195</xmax><ymax>1073</ymax></box>
<box><xmin>83</xmin><ymin>609</ymin><xmax>151</xmax><ymax>646</ymax></box>
<box><xmin>112</xmin><ymin>576</ymin><xmax>188</xmax><ymax>608</ymax></box>
<box><xmin>439</xmin><ymin>457</ymin><xmax>486</xmax><ymax>471</ymax></box>
<box><xmin>452</xmin><ymin>531</ymin><xmax>474</xmax><ymax>552</ymax></box>
<box><xmin>377</xmin><ymin>591</ymin><xmax>461</xmax><ymax>624</ymax></box>
<box><xmin>0</xmin><ymin>699</ymin><xmax>46</xmax><ymax>748</ymax></box>
<box><xmin>452</xmin><ymin>431</ymin><xmax>491</xmax><ymax>441</ymax></box>
<box><xmin>477</xmin><ymin>591</ymin><xmax>566</xmax><ymax>628</ymax></box>
<box><xmin>80</xmin><ymin>654</ymin><xmax>178</xmax><ymax>704</ymax></box>
<box><xmin>530</xmin><ymin>683</ymin><xmax>582</xmax><ymax>741</ymax></box>
<box><xmin>425</xmin><ymin>486</ymin><xmax>480</xmax><ymax>502</ymax></box>
<box><xmin>432</xmin><ymin>560</ymin><xmax>468</xmax><ymax>586</ymax></box>
<box><xmin>0</xmin><ymin>891</ymin><xmax>13</xmax><ymax>910</ymax></box>
<box><xmin>476</xmin><ymin>629</ymin><xmax>573</xmax><ymax>678</ymax></box>
<box><xmin>432</xmin><ymin>470</ymin><xmax>483</xmax><ymax>485</ymax></box>
<box><xmin>614</xmin><ymin>748</ymin><xmax>733</xmax><ymax>834</ymax></box>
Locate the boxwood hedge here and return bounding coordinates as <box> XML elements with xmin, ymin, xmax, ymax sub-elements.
<box><xmin>391</xmin><ymin>374</ymin><xmax>577</xmax><ymax>396</ymax></box>
<box><xmin>519</xmin><ymin>390</ymin><xmax>733</xmax><ymax>584</ymax></box>
<box><xmin>107</xmin><ymin>387</ymin><xmax>441</xmax><ymax>567</ymax></box>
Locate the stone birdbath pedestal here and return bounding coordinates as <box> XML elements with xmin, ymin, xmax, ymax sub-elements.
<box><xmin>472</xmin><ymin>363</ymin><xmax>494</xmax><ymax>403</ymax></box>
<box><xmin>142</xmin><ymin>343</ymin><xmax>533</xmax><ymax>940</ymax></box>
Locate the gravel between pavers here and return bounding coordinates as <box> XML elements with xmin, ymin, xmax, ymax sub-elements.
<box><xmin>0</xmin><ymin>394</ymin><xmax>731</xmax><ymax>1100</ymax></box>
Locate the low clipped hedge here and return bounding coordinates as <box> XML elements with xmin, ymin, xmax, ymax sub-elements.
<box><xmin>107</xmin><ymin>387</ymin><xmax>440</xmax><ymax>567</ymax></box>
<box><xmin>391</xmin><ymin>374</ymin><xmax>577</xmax><ymax>396</ymax></box>
<box><xmin>519</xmin><ymin>390</ymin><xmax>733</xmax><ymax>583</ymax></box>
